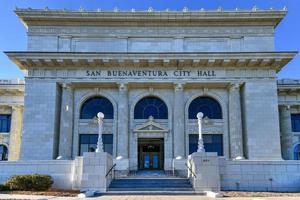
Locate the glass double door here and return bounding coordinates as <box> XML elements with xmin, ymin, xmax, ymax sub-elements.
<box><xmin>142</xmin><ymin>152</ymin><xmax>160</xmax><ymax>169</ymax></box>
<box><xmin>138</xmin><ymin>138</ymin><xmax>164</xmax><ymax>170</ymax></box>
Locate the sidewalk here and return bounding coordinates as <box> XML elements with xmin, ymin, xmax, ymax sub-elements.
<box><xmin>1</xmin><ymin>194</ymin><xmax>300</xmax><ymax>200</ymax></box>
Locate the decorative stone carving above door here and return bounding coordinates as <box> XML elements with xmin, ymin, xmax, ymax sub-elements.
<box><xmin>133</xmin><ymin>116</ymin><xmax>169</xmax><ymax>138</ymax></box>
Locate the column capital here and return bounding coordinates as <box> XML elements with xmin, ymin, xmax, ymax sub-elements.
<box><xmin>229</xmin><ymin>82</ymin><xmax>242</xmax><ymax>92</ymax></box>
<box><xmin>62</xmin><ymin>82</ymin><xmax>73</xmax><ymax>89</ymax></box>
<box><xmin>174</xmin><ymin>83</ymin><xmax>184</xmax><ymax>91</ymax></box>
<box><xmin>118</xmin><ymin>82</ymin><xmax>128</xmax><ymax>91</ymax></box>
<box><xmin>280</xmin><ymin>104</ymin><xmax>291</xmax><ymax>110</ymax></box>
<box><xmin>11</xmin><ymin>105</ymin><xmax>23</xmax><ymax>111</ymax></box>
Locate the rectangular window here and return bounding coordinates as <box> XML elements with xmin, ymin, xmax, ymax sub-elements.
<box><xmin>292</xmin><ymin>114</ymin><xmax>300</xmax><ymax>132</ymax></box>
<box><xmin>189</xmin><ymin>134</ymin><xmax>223</xmax><ymax>156</ymax></box>
<box><xmin>79</xmin><ymin>134</ymin><xmax>113</xmax><ymax>156</ymax></box>
<box><xmin>0</xmin><ymin>115</ymin><xmax>11</xmax><ymax>133</ymax></box>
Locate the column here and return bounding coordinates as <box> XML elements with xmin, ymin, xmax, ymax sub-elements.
<box><xmin>116</xmin><ymin>83</ymin><xmax>129</xmax><ymax>170</ymax></box>
<box><xmin>173</xmin><ymin>83</ymin><xmax>185</xmax><ymax>158</ymax></box>
<box><xmin>228</xmin><ymin>83</ymin><xmax>244</xmax><ymax>159</ymax></box>
<box><xmin>279</xmin><ymin>105</ymin><xmax>293</xmax><ymax>160</ymax></box>
<box><xmin>8</xmin><ymin>106</ymin><xmax>23</xmax><ymax>161</ymax></box>
<box><xmin>58</xmin><ymin>83</ymin><xmax>74</xmax><ymax>159</ymax></box>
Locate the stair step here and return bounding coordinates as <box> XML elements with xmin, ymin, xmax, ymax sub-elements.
<box><xmin>108</xmin><ymin>178</ymin><xmax>194</xmax><ymax>194</ymax></box>
<box><xmin>101</xmin><ymin>191</ymin><xmax>206</xmax><ymax>195</ymax></box>
<box><xmin>108</xmin><ymin>187</ymin><xmax>194</xmax><ymax>191</ymax></box>
<box><xmin>109</xmin><ymin>185</ymin><xmax>192</xmax><ymax>188</ymax></box>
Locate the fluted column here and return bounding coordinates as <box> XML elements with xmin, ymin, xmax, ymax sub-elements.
<box><xmin>117</xmin><ymin>83</ymin><xmax>129</xmax><ymax>158</ymax></box>
<box><xmin>279</xmin><ymin>105</ymin><xmax>293</xmax><ymax>160</ymax></box>
<box><xmin>58</xmin><ymin>83</ymin><xmax>74</xmax><ymax>159</ymax></box>
<box><xmin>229</xmin><ymin>83</ymin><xmax>244</xmax><ymax>159</ymax></box>
<box><xmin>173</xmin><ymin>83</ymin><xmax>185</xmax><ymax>158</ymax></box>
<box><xmin>8</xmin><ymin>106</ymin><xmax>23</xmax><ymax>161</ymax></box>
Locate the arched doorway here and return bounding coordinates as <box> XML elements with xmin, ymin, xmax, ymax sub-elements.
<box><xmin>188</xmin><ymin>96</ymin><xmax>223</xmax><ymax>156</ymax></box>
<box><xmin>79</xmin><ymin>96</ymin><xmax>114</xmax><ymax>156</ymax></box>
<box><xmin>134</xmin><ymin>96</ymin><xmax>168</xmax><ymax>170</ymax></box>
<box><xmin>0</xmin><ymin>145</ymin><xmax>8</xmax><ymax>161</ymax></box>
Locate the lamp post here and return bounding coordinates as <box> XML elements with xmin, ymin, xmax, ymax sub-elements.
<box><xmin>197</xmin><ymin>112</ymin><xmax>205</xmax><ymax>152</ymax></box>
<box><xmin>96</xmin><ymin>112</ymin><xmax>104</xmax><ymax>153</ymax></box>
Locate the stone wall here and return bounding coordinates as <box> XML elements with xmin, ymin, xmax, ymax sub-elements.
<box><xmin>241</xmin><ymin>80</ymin><xmax>282</xmax><ymax>160</ymax></box>
<box><xmin>220</xmin><ymin>159</ymin><xmax>300</xmax><ymax>192</ymax></box>
<box><xmin>0</xmin><ymin>160</ymin><xmax>74</xmax><ymax>189</ymax></box>
<box><xmin>20</xmin><ymin>80</ymin><xmax>61</xmax><ymax>160</ymax></box>
<box><xmin>27</xmin><ymin>26</ymin><xmax>274</xmax><ymax>52</ymax></box>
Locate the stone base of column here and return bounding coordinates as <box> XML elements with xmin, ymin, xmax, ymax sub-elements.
<box><xmin>172</xmin><ymin>157</ymin><xmax>187</xmax><ymax>177</ymax></box>
<box><xmin>187</xmin><ymin>152</ymin><xmax>220</xmax><ymax>192</ymax></box>
<box><xmin>80</xmin><ymin>152</ymin><xmax>113</xmax><ymax>192</ymax></box>
<box><xmin>114</xmin><ymin>157</ymin><xmax>129</xmax><ymax>178</ymax></box>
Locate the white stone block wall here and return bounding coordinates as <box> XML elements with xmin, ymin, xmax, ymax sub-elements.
<box><xmin>80</xmin><ymin>152</ymin><xmax>113</xmax><ymax>192</ymax></box>
<box><xmin>27</xmin><ymin>26</ymin><xmax>275</xmax><ymax>53</ymax></box>
<box><xmin>28</xmin><ymin>35</ymin><xmax>58</xmax><ymax>51</ymax></box>
<box><xmin>20</xmin><ymin>80</ymin><xmax>61</xmax><ymax>160</ymax></box>
<box><xmin>220</xmin><ymin>159</ymin><xmax>300</xmax><ymax>192</ymax></box>
<box><xmin>72</xmin><ymin>156</ymin><xmax>83</xmax><ymax>189</ymax></box>
<box><xmin>241</xmin><ymin>80</ymin><xmax>282</xmax><ymax>160</ymax></box>
<box><xmin>0</xmin><ymin>160</ymin><xmax>74</xmax><ymax>189</ymax></box>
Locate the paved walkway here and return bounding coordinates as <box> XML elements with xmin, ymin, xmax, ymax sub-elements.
<box><xmin>1</xmin><ymin>194</ymin><xmax>300</xmax><ymax>200</ymax></box>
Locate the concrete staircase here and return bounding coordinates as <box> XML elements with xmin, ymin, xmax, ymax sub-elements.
<box><xmin>107</xmin><ymin>178</ymin><xmax>197</xmax><ymax>194</ymax></box>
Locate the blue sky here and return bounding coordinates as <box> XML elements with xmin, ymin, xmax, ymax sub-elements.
<box><xmin>0</xmin><ymin>0</ymin><xmax>299</xmax><ymax>79</ymax></box>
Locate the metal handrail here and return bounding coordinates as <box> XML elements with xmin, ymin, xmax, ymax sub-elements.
<box><xmin>105</xmin><ymin>163</ymin><xmax>116</xmax><ymax>178</ymax></box>
<box><xmin>185</xmin><ymin>163</ymin><xmax>197</xmax><ymax>178</ymax></box>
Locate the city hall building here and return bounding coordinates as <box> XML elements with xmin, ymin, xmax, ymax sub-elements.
<box><xmin>1</xmin><ymin>7</ymin><xmax>300</xmax><ymax>192</ymax></box>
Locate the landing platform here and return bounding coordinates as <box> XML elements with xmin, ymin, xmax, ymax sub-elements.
<box><xmin>121</xmin><ymin>170</ymin><xmax>184</xmax><ymax>179</ymax></box>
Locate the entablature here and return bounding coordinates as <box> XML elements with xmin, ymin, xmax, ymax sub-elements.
<box><xmin>15</xmin><ymin>8</ymin><xmax>287</xmax><ymax>28</ymax></box>
<box><xmin>5</xmin><ymin>51</ymin><xmax>297</xmax><ymax>72</ymax></box>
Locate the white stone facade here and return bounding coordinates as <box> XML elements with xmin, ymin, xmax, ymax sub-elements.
<box><xmin>0</xmin><ymin>79</ymin><xmax>24</xmax><ymax>161</ymax></box>
<box><xmin>1</xmin><ymin>8</ymin><xmax>300</xmax><ymax>192</ymax></box>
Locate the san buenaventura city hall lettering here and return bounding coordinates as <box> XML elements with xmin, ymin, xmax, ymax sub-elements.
<box><xmin>86</xmin><ymin>69</ymin><xmax>217</xmax><ymax>77</ymax></box>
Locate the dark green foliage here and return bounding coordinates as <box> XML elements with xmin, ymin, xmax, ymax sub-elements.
<box><xmin>0</xmin><ymin>184</ymin><xmax>10</xmax><ymax>191</ymax></box>
<box><xmin>6</xmin><ymin>174</ymin><xmax>53</xmax><ymax>191</ymax></box>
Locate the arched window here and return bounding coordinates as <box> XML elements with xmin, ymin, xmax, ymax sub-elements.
<box><xmin>188</xmin><ymin>96</ymin><xmax>222</xmax><ymax>119</ymax></box>
<box><xmin>0</xmin><ymin>145</ymin><xmax>8</xmax><ymax>161</ymax></box>
<box><xmin>294</xmin><ymin>144</ymin><xmax>300</xmax><ymax>160</ymax></box>
<box><xmin>80</xmin><ymin>97</ymin><xmax>114</xmax><ymax>119</ymax></box>
<box><xmin>134</xmin><ymin>97</ymin><xmax>168</xmax><ymax>119</ymax></box>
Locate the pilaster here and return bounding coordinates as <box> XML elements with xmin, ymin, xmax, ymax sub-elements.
<box><xmin>173</xmin><ymin>83</ymin><xmax>185</xmax><ymax>158</ymax></box>
<box><xmin>58</xmin><ymin>83</ymin><xmax>74</xmax><ymax>159</ymax></box>
<box><xmin>8</xmin><ymin>106</ymin><xmax>23</xmax><ymax>161</ymax></box>
<box><xmin>116</xmin><ymin>83</ymin><xmax>129</xmax><ymax>171</ymax></box>
<box><xmin>279</xmin><ymin>105</ymin><xmax>294</xmax><ymax>160</ymax></box>
<box><xmin>228</xmin><ymin>83</ymin><xmax>244</xmax><ymax>159</ymax></box>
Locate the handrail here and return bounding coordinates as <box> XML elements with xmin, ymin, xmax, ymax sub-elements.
<box><xmin>105</xmin><ymin>163</ymin><xmax>116</xmax><ymax>178</ymax></box>
<box><xmin>185</xmin><ymin>163</ymin><xmax>197</xmax><ymax>178</ymax></box>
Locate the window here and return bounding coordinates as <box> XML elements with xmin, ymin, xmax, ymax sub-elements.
<box><xmin>291</xmin><ymin>114</ymin><xmax>300</xmax><ymax>132</ymax></box>
<box><xmin>0</xmin><ymin>145</ymin><xmax>8</xmax><ymax>161</ymax></box>
<box><xmin>0</xmin><ymin>115</ymin><xmax>11</xmax><ymax>132</ymax></box>
<box><xmin>80</xmin><ymin>97</ymin><xmax>114</xmax><ymax>119</ymax></box>
<box><xmin>188</xmin><ymin>97</ymin><xmax>222</xmax><ymax>119</ymax></box>
<box><xmin>79</xmin><ymin>134</ymin><xmax>113</xmax><ymax>156</ymax></box>
<box><xmin>294</xmin><ymin>144</ymin><xmax>300</xmax><ymax>160</ymax></box>
<box><xmin>134</xmin><ymin>97</ymin><xmax>168</xmax><ymax>119</ymax></box>
<box><xmin>189</xmin><ymin>134</ymin><xmax>223</xmax><ymax>156</ymax></box>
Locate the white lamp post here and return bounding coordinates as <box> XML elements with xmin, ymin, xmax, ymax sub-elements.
<box><xmin>197</xmin><ymin>112</ymin><xmax>205</xmax><ymax>152</ymax></box>
<box><xmin>96</xmin><ymin>112</ymin><xmax>104</xmax><ymax>153</ymax></box>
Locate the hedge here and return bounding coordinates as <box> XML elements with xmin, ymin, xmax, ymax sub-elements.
<box><xmin>0</xmin><ymin>184</ymin><xmax>10</xmax><ymax>191</ymax></box>
<box><xmin>6</xmin><ymin>174</ymin><xmax>53</xmax><ymax>191</ymax></box>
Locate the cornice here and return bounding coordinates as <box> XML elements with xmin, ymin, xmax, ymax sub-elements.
<box><xmin>5</xmin><ymin>51</ymin><xmax>297</xmax><ymax>72</ymax></box>
<box><xmin>15</xmin><ymin>8</ymin><xmax>287</xmax><ymax>28</ymax></box>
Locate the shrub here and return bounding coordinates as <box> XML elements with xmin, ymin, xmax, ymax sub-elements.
<box><xmin>0</xmin><ymin>184</ymin><xmax>10</xmax><ymax>191</ymax></box>
<box><xmin>6</xmin><ymin>174</ymin><xmax>53</xmax><ymax>191</ymax></box>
